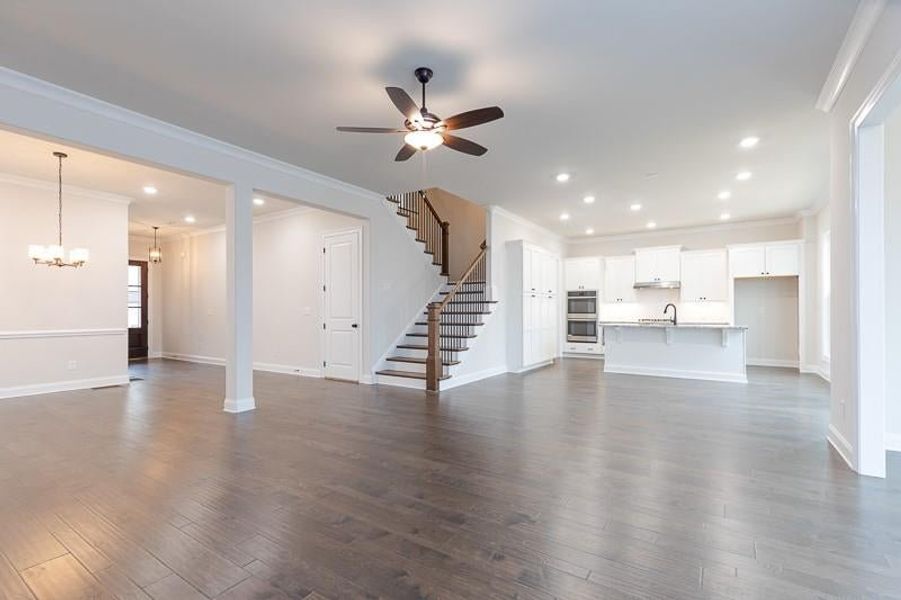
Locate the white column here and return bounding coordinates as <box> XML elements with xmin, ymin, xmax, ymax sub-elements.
<box><xmin>224</xmin><ymin>182</ymin><xmax>256</xmax><ymax>413</ymax></box>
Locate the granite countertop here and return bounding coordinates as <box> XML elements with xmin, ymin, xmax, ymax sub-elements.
<box><xmin>599</xmin><ymin>321</ymin><xmax>748</xmax><ymax>330</ymax></box>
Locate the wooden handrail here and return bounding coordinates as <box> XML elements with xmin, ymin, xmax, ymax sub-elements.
<box><xmin>388</xmin><ymin>189</ymin><xmax>449</xmax><ymax>277</ymax></box>
<box><xmin>426</xmin><ymin>240</ymin><xmax>488</xmax><ymax>392</ymax></box>
<box><xmin>420</xmin><ymin>191</ymin><xmax>450</xmax><ymax>277</ymax></box>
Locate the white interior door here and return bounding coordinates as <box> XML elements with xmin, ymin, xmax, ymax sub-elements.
<box><xmin>322</xmin><ymin>229</ymin><xmax>361</xmax><ymax>382</ymax></box>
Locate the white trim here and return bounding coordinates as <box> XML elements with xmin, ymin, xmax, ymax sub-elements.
<box><xmin>800</xmin><ymin>363</ymin><xmax>831</xmax><ymax>383</ymax></box>
<box><xmin>726</xmin><ymin>238</ymin><xmax>803</xmax><ymax>250</ymax></box>
<box><xmin>223</xmin><ymin>396</ymin><xmax>256</xmax><ymax>413</ymax></box>
<box><xmin>359</xmin><ymin>373</ymin><xmax>374</xmax><ymax>385</ymax></box>
<box><xmin>816</xmin><ymin>0</ymin><xmax>887</xmax><ymax>112</ymax></box>
<box><xmin>603</xmin><ymin>364</ymin><xmax>747</xmax><ymax>384</ymax></box>
<box><xmin>0</xmin><ymin>172</ymin><xmax>133</xmax><ymax>204</ymax></box>
<box><xmin>512</xmin><ymin>359</ymin><xmax>555</xmax><ymax>374</ymax></box>
<box><xmin>569</xmin><ymin>217</ymin><xmax>800</xmax><ymax>246</ymax></box>
<box><xmin>562</xmin><ymin>353</ymin><xmax>604</xmax><ymax>360</ymax></box>
<box><xmin>746</xmin><ymin>358</ymin><xmax>799</xmax><ymax>368</ymax></box>
<box><xmin>0</xmin><ymin>375</ymin><xmax>129</xmax><ymax>400</ymax></box>
<box><xmin>886</xmin><ymin>433</ymin><xmax>901</xmax><ymax>453</ymax></box>
<box><xmin>0</xmin><ymin>328</ymin><xmax>126</xmax><ymax>340</ymax></box>
<box><xmin>439</xmin><ymin>366</ymin><xmax>507</xmax><ymax>391</ymax></box>
<box><xmin>828</xmin><ymin>424</ymin><xmax>855</xmax><ymax>470</ymax></box>
<box><xmin>161</xmin><ymin>353</ymin><xmax>323</xmax><ymax>378</ymax></box>
<box><xmin>486</xmin><ymin>205</ymin><xmax>564</xmax><ymax>244</ymax></box>
<box><xmin>372</xmin><ymin>373</ymin><xmax>426</xmax><ymax>389</ymax></box>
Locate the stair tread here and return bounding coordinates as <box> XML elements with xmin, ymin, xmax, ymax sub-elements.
<box><xmin>448</xmin><ymin>300</ymin><xmax>498</xmax><ymax>304</ymax></box>
<box><xmin>423</xmin><ymin>311</ymin><xmax>491</xmax><ymax>315</ymax></box>
<box><xmin>386</xmin><ymin>356</ymin><xmax>460</xmax><ymax>366</ymax></box>
<box><xmin>407</xmin><ymin>333</ymin><xmax>476</xmax><ymax>339</ymax></box>
<box><xmin>438</xmin><ymin>290</ymin><xmax>484</xmax><ymax>295</ymax></box>
<box><xmin>376</xmin><ymin>369</ymin><xmax>450</xmax><ymax>381</ymax></box>
<box><xmin>396</xmin><ymin>344</ymin><xmax>469</xmax><ymax>352</ymax></box>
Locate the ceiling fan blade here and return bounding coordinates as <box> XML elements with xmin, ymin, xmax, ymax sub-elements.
<box><xmin>336</xmin><ymin>126</ymin><xmax>406</xmax><ymax>133</ymax></box>
<box><xmin>442</xmin><ymin>134</ymin><xmax>488</xmax><ymax>156</ymax></box>
<box><xmin>443</xmin><ymin>106</ymin><xmax>504</xmax><ymax>131</ymax></box>
<box><xmin>395</xmin><ymin>144</ymin><xmax>417</xmax><ymax>162</ymax></box>
<box><xmin>386</xmin><ymin>87</ymin><xmax>420</xmax><ymax>120</ymax></box>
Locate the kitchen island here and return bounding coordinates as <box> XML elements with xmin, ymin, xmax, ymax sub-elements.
<box><xmin>602</xmin><ymin>323</ymin><xmax>748</xmax><ymax>383</ymax></box>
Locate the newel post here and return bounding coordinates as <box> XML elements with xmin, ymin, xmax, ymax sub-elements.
<box><xmin>426</xmin><ymin>302</ymin><xmax>442</xmax><ymax>393</ymax></box>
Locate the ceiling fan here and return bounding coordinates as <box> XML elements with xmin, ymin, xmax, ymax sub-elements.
<box><xmin>336</xmin><ymin>67</ymin><xmax>504</xmax><ymax>161</ymax></box>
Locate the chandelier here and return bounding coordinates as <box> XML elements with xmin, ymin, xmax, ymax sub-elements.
<box><xmin>149</xmin><ymin>226</ymin><xmax>162</xmax><ymax>264</ymax></box>
<box><xmin>28</xmin><ymin>152</ymin><xmax>89</xmax><ymax>268</ymax></box>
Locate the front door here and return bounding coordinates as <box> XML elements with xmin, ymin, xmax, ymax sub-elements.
<box><xmin>127</xmin><ymin>260</ymin><xmax>149</xmax><ymax>359</ymax></box>
<box><xmin>322</xmin><ymin>229</ymin><xmax>361</xmax><ymax>381</ymax></box>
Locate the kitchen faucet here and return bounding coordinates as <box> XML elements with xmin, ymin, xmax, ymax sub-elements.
<box><xmin>664</xmin><ymin>303</ymin><xmax>677</xmax><ymax>326</ymax></box>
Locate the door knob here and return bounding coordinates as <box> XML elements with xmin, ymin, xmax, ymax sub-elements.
<box><xmin>351</xmin><ymin>323</ymin><xmax>358</xmax><ymax>328</ymax></box>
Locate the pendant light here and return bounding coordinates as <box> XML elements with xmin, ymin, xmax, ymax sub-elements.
<box><xmin>149</xmin><ymin>226</ymin><xmax>162</xmax><ymax>264</ymax></box>
<box><xmin>28</xmin><ymin>152</ymin><xmax>89</xmax><ymax>268</ymax></box>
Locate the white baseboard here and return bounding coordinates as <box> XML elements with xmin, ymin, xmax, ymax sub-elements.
<box><xmin>148</xmin><ymin>351</ymin><xmax>163</xmax><ymax>359</ymax></box>
<box><xmin>0</xmin><ymin>375</ymin><xmax>130</xmax><ymax>400</ymax></box>
<box><xmin>886</xmin><ymin>433</ymin><xmax>901</xmax><ymax>453</ymax></box>
<box><xmin>562</xmin><ymin>353</ymin><xmax>604</xmax><ymax>360</ymax></box>
<box><xmin>747</xmin><ymin>358</ymin><xmax>799</xmax><ymax>368</ymax></box>
<box><xmin>512</xmin><ymin>360</ymin><xmax>554</xmax><ymax>374</ymax></box>
<box><xmin>223</xmin><ymin>396</ymin><xmax>256</xmax><ymax>413</ymax></box>
<box><xmin>161</xmin><ymin>353</ymin><xmax>323</xmax><ymax>378</ymax></box>
<box><xmin>372</xmin><ymin>373</ymin><xmax>426</xmax><ymax>389</ymax></box>
<box><xmin>440</xmin><ymin>366</ymin><xmax>507</xmax><ymax>391</ymax></box>
<box><xmin>827</xmin><ymin>424</ymin><xmax>855</xmax><ymax>469</ymax></box>
<box><xmin>604</xmin><ymin>364</ymin><xmax>747</xmax><ymax>384</ymax></box>
<box><xmin>800</xmin><ymin>363</ymin><xmax>831</xmax><ymax>383</ymax></box>
<box><xmin>359</xmin><ymin>373</ymin><xmax>374</xmax><ymax>385</ymax></box>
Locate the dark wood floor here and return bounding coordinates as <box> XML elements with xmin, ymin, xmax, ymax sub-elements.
<box><xmin>1</xmin><ymin>359</ymin><xmax>900</xmax><ymax>599</ymax></box>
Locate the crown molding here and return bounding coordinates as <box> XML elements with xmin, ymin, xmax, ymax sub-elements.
<box><xmin>568</xmin><ymin>216</ymin><xmax>800</xmax><ymax>246</ymax></box>
<box><xmin>486</xmin><ymin>205</ymin><xmax>564</xmax><ymax>243</ymax></box>
<box><xmin>0</xmin><ymin>172</ymin><xmax>133</xmax><ymax>204</ymax></box>
<box><xmin>816</xmin><ymin>0</ymin><xmax>886</xmax><ymax>113</ymax></box>
<box><xmin>0</xmin><ymin>67</ymin><xmax>384</xmax><ymax>205</ymax></box>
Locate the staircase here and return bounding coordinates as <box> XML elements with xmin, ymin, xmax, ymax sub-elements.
<box><xmin>376</xmin><ymin>191</ymin><xmax>495</xmax><ymax>392</ymax></box>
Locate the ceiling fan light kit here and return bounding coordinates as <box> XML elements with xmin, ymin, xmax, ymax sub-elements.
<box><xmin>337</xmin><ymin>66</ymin><xmax>504</xmax><ymax>161</ymax></box>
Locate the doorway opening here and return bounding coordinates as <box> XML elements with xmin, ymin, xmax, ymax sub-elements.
<box><xmin>127</xmin><ymin>260</ymin><xmax>149</xmax><ymax>360</ymax></box>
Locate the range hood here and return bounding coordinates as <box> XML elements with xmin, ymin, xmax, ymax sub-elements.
<box><xmin>633</xmin><ymin>280</ymin><xmax>681</xmax><ymax>289</ymax></box>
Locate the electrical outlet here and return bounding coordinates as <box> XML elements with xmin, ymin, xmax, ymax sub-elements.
<box><xmin>67</xmin><ymin>360</ymin><xmax>77</xmax><ymax>370</ymax></box>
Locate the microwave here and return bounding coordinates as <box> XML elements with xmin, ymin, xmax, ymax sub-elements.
<box><xmin>567</xmin><ymin>290</ymin><xmax>598</xmax><ymax>320</ymax></box>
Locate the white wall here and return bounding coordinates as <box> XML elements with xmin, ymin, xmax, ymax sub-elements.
<box><xmin>885</xmin><ymin>102</ymin><xmax>901</xmax><ymax>449</ymax></box>
<box><xmin>426</xmin><ymin>187</ymin><xmax>487</xmax><ymax>280</ymax></box>
<box><xmin>160</xmin><ymin>207</ymin><xmax>374</xmax><ymax>376</ymax></box>
<box><xmin>0</xmin><ymin>174</ymin><xmax>129</xmax><ymax>397</ymax></box>
<box><xmin>826</xmin><ymin>3</ymin><xmax>901</xmax><ymax>471</ymax></box>
<box><xmin>128</xmin><ymin>234</ymin><xmax>163</xmax><ymax>358</ymax></box>
<box><xmin>734</xmin><ymin>277</ymin><xmax>800</xmax><ymax>367</ymax></box>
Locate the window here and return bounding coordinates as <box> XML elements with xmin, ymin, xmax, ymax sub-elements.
<box><xmin>128</xmin><ymin>264</ymin><xmax>143</xmax><ymax>329</ymax></box>
<box><xmin>820</xmin><ymin>231</ymin><xmax>831</xmax><ymax>361</ymax></box>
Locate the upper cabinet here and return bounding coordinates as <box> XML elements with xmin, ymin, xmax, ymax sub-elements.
<box><xmin>729</xmin><ymin>242</ymin><xmax>800</xmax><ymax>278</ymax></box>
<box><xmin>680</xmin><ymin>249</ymin><xmax>728</xmax><ymax>302</ymax></box>
<box><xmin>604</xmin><ymin>256</ymin><xmax>636</xmax><ymax>303</ymax></box>
<box><xmin>634</xmin><ymin>246</ymin><xmax>681</xmax><ymax>284</ymax></box>
<box><xmin>564</xmin><ymin>257</ymin><xmax>603</xmax><ymax>291</ymax></box>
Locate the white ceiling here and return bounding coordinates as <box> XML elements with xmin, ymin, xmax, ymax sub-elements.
<box><xmin>0</xmin><ymin>1</ymin><xmax>855</xmax><ymax>237</ymax></box>
<box><xmin>0</xmin><ymin>129</ymin><xmax>295</xmax><ymax>237</ymax></box>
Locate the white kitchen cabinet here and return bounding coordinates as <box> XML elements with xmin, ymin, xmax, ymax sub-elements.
<box><xmin>680</xmin><ymin>249</ymin><xmax>728</xmax><ymax>302</ymax></box>
<box><xmin>513</xmin><ymin>240</ymin><xmax>560</xmax><ymax>370</ymax></box>
<box><xmin>604</xmin><ymin>256</ymin><xmax>636</xmax><ymax>303</ymax></box>
<box><xmin>634</xmin><ymin>246</ymin><xmax>681</xmax><ymax>284</ymax></box>
<box><xmin>729</xmin><ymin>242</ymin><xmax>800</xmax><ymax>278</ymax></box>
<box><xmin>564</xmin><ymin>257</ymin><xmax>603</xmax><ymax>291</ymax></box>
<box><xmin>564</xmin><ymin>342</ymin><xmax>604</xmax><ymax>355</ymax></box>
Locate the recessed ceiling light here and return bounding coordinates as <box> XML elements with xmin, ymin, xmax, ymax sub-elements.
<box><xmin>253</xmin><ymin>197</ymin><xmax>265</xmax><ymax>206</ymax></box>
<box><xmin>720</xmin><ymin>212</ymin><xmax>731</xmax><ymax>221</ymax></box>
<box><xmin>585</xmin><ymin>227</ymin><xmax>594</xmax><ymax>235</ymax></box>
<box><xmin>583</xmin><ymin>195</ymin><xmax>595</xmax><ymax>204</ymax></box>
<box><xmin>646</xmin><ymin>221</ymin><xmax>657</xmax><ymax>229</ymax></box>
<box><xmin>739</xmin><ymin>136</ymin><xmax>760</xmax><ymax>149</ymax></box>
<box><xmin>630</xmin><ymin>203</ymin><xmax>642</xmax><ymax>212</ymax></box>
<box><xmin>184</xmin><ymin>215</ymin><xmax>196</xmax><ymax>224</ymax></box>
<box><xmin>717</xmin><ymin>190</ymin><xmax>732</xmax><ymax>200</ymax></box>
<box><xmin>143</xmin><ymin>185</ymin><xmax>158</xmax><ymax>195</ymax></box>
<box><xmin>555</xmin><ymin>173</ymin><xmax>570</xmax><ymax>183</ymax></box>
<box><xmin>736</xmin><ymin>171</ymin><xmax>752</xmax><ymax>181</ymax></box>
<box><xmin>559</xmin><ymin>212</ymin><xmax>570</xmax><ymax>221</ymax></box>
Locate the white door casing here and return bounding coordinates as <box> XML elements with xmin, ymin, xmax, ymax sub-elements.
<box><xmin>322</xmin><ymin>229</ymin><xmax>362</xmax><ymax>382</ymax></box>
